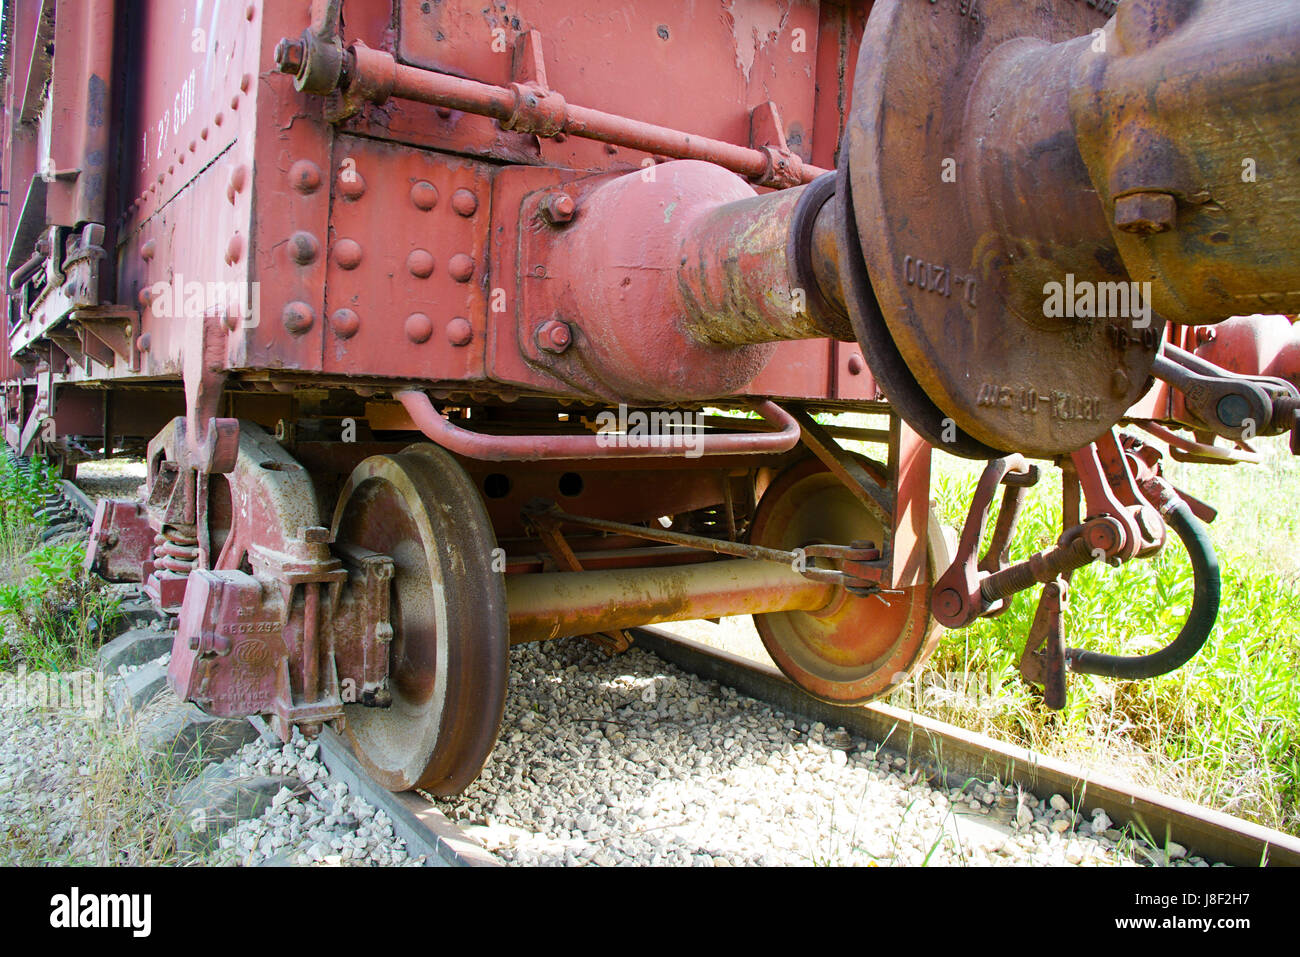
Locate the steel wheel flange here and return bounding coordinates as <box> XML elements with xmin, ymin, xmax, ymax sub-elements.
<box><xmin>749</xmin><ymin>455</ymin><xmax>947</xmax><ymax>704</ymax></box>
<box><xmin>330</xmin><ymin>444</ymin><xmax>508</xmax><ymax>794</ymax></box>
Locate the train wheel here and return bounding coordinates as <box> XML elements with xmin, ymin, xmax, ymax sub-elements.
<box><xmin>330</xmin><ymin>445</ymin><xmax>508</xmax><ymax>794</ymax></box>
<box><xmin>749</xmin><ymin>456</ymin><xmax>947</xmax><ymax>704</ymax></box>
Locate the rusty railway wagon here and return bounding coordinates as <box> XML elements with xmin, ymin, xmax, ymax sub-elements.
<box><xmin>2</xmin><ymin>0</ymin><xmax>1299</xmax><ymax>794</ymax></box>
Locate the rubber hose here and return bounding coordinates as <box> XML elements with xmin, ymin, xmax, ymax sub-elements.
<box><xmin>1066</xmin><ymin>499</ymin><xmax>1220</xmax><ymax>680</ymax></box>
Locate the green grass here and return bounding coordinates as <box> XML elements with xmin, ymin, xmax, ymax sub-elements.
<box><xmin>0</xmin><ymin>454</ymin><xmax>120</xmax><ymax>671</ymax></box>
<box><xmin>914</xmin><ymin>437</ymin><xmax>1300</xmax><ymax>836</ymax></box>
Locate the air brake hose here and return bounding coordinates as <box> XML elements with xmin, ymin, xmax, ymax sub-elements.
<box><xmin>1065</xmin><ymin>498</ymin><xmax>1220</xmax><ymax>680</ymax></box>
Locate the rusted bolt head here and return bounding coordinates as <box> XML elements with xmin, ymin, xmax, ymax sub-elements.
<box><xmin>1114</xmin><ymin>191</ymin><xmax>1176</xmax><ymax>235</ymax></box>
<box><xmin>302</xmin><ymin>526</ymin><xmax>331</xmax><ymax>544</ymax></box>
<box><xmin>934</xmin><ymin>588</ymin><xmax>963</xmax><ymax>619</ymax></box>
<box><xmin>1133</xmin><ymin>506</ymin><xmax>1161</xmax><ymax>543</ymax></box>
<box><xmin>537</xmin><ymin>319</ymin><xmax>572</xmax><ymax>354</ymax></box>
<box><xmin>540</xmin><ymin>191</ymin><xmax>576</xmax><ymax>225</ymax></box>
<box><xmin>1083</xmin><ymin>519</ymin><xmax>1121</xmax><ymax>556</ymax></box>
<box><xmin>274</xmin><ymin>39</ymin><xmax>305</xmax><ymax>75</ymax></box>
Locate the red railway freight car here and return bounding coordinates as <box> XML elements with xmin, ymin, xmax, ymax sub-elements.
<box><xmin>2</xmin><ymin>0</ymin><xmax>1299</xmax><ymax>794</ymax></box>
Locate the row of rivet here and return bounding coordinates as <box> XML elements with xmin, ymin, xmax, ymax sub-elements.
<box><xmin>326</xmin><ymin>169</ymin><xmax>481</xmax><ymax>342</ymax></box>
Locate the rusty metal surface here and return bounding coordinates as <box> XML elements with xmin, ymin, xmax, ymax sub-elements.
<box><xmin>396</xmin><ymin>390</ymin><xmax>800</xmax><ymax>461</ymax></box>
<box><xmin>505</xmin><ymin>558</ymin><xmax>835</xmax><ymax>645</ymax></box>
<box><xmin>285</xmin><ymin>5</ymin><xmax>833</xmax><ymax>187</ymax></box>
<box><xmin>85</xmin><ymin>498</ymin><xmax>152</xmax><ymax>582</ymax></box>
<box><xmin>1072</xmin><ymin>1</ymin><xmax>1300</xmax><ymax>325</ymax></box>
<box><xmin>323</xmin><ymin>136</ymin><xmax>492</xmax><ymax>381</ymax></box>
<box><xmin>749</xmin><ymin>455</ymin><xmax>944</xmax><ymax>704</ymax></box>
<box><xmin>331</xmin><ymin>445</ymin><xmax>509</xmax><ymax>794</ymax></box>
<box><xmin>844</xmin><ymin>0</ymin><xmax>1165</xmax><ymax>457</ymax></box>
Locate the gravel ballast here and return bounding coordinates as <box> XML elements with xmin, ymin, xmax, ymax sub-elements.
<box><xmin>433</xmin><ymin>641</ymin><xmax>1215</xmax><ymax>867</ymax></box>
<box><xmin>1</xmin><ymin>623</ymin><xmax>1217</xmax><ymax>866</ymax></box>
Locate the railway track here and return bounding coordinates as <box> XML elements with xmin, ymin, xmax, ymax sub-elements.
<box><xmin>11</xmin><ymin>457</ymin><xmax>1297</xmax><ymax>867</ymax></box>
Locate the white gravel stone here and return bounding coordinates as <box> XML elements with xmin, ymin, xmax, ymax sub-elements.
<box><xmin>430</xmin><ymin>642</ymin><xmax>1158</xmax><ymax>868</ymax></box>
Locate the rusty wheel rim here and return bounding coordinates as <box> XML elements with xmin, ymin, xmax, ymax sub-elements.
<box><xmin>749</xmin><ymin>456</ymin><xmax>943</xmax><ymax>704</ymax></box>
<box><xmin>331</xmin><ymin>446</ymin><xmax>507</xmax><ymax>794</ymax></box>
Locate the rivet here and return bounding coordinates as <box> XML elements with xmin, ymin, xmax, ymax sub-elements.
<box><xmin>230</xmin><ymin>94</ymin><xmax>240</xmax><ymax>110</ymax></box>
<box><xmin>847</xmin><ymin>354</ymin><xmax>865</xmax><ymax>376</ymax></box>
<box><xmin>604</xmin><ymin>144</ymin><xmax>617</xmax><ymax>155</ymax></box>
<box><xmin>338</xmin><ymin>167</ymin><xmax>367</xmax><ymax>200</ymax></box>
<box><xmin>406</xmin><ymin>249</ymin><xmax>435</xmax><ymax>278</ymax></box>
<box><xmin>436</xmin><ymin>107</ymin><xmax>452</xmax><ymax>119</ymax></box>
<box><xmin>141</xmin><ymin>239</ymin><xmax>157</xmax><ymax>262</ymax></box>
<box><xmin>227</xmin><ymin>164</ymin><xmax>248</xmax><ymax>203</ymax></box>
<box><xmin>168</xmin><ymin>164</ymin><xmax>175</xmax><ymax>175</ymax></box>
<box><xmin>246</xmin><ymin>4</ymin><xmax>256</xmax><ymax>21</ymax></box>
<box><xmin>289</xmin><ymin>159</ymin><xmax>323</xmax><ymax>194</ymax></box>
<box><xmin>410</xmin><ymin>181</ymin><xmax>439</xmax><ymax>210</ymax></box>
<box><xmin>214</xmin><ymin>111</ymin><xmax>224</xmax><ymax>126</ymax></box>
<box><xmin>331</xmin><ymin>309</ymin><xmax>360</xmax><ymax>339</ymax></box>
<box><xmin>288</xmin><ymin>231</ymin><xmax>320</xmax><ymax>265</ymax></box>
<box><xmin>189</xmin><ymin>140</ymin><xmax>197</xmax><ymax>152</ymax></box>
<box><xmin>138</xmin><ymin>286</ymin><xmax>153</xmax><ymax>307</ymax></box>
<box><xmin>178</xmin><ymin>153</ymin><xmax>186</xmax><ymax>165</ymax></box>
<box><xmin>240</xmin><ymin>74</ymin><xmax>251</xmax><ymax>93</ymax></box>
<box><xmin>200</xmin><ymin>126</ymin><xmax>210</xmax><ymax>140</ymax></box>
<box><xmin>225</xmin><ymin>233</ymin><xmax>244</xmax><ymax>265</ymax></box>
<box><xmin>282</xmin><ymin>301</ymin><xmax>315</xmax><ymax>334</ymax></box>
<box><xmin>451</xmin><ymin>188</ymin><xmax>478</xmax><ymax>217</ymax></box>
<box><xmin>1110</xmin><ymin>368</ymin><xmax>1131</xmax><ymax>398</ymax></box>
<box><xmin>137</xmin><ymin>333</ymin><xmax>152</xmax><ymax>353</ymax></box>
<box><xmin>446</xmin><ymin>317</ymin><xmax>473</xmax><ymax>347</ymax></box>
<box><xmin>405</xmin><ymin>312</ymin><xmax>433</xmax><ymax>343</ymax></box>
<box><xmin>334</xmin><ymin>239</ymin><xmax>364</xmax><ymax>270</ymax></box>
<box><xmin>447</xmin><ymin>253</ymin><xmax>474</xmax><ymax>282</ymax></box>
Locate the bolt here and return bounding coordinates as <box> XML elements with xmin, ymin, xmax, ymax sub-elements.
<box><xmin>537</xmin><ymin>319</ymin><xmax>572</xmax><ymax>354</ymax></box>
<box><xmin>934</xmin><ymin>588</ymin><xmax>963</xmax><ymax>620</ymax></box>
<box><xmin>1216</xmin><ymin>393</ymin><xmax>1252</xmax><ymax>429</ymax></box>
<box><xmin>540</xmin><ymin>191</ymin><xmax>576</xmax><ymax>225</ymax></box>
<box><xmin>1133</xmin><ymin>506</ymin><xmax>1161</xmax><ymax>543</ymax></box>
<box><xmin>1114</xmin><ymin>191</ymin><xmax>1176</xmax><ymax>235</ymax></box>
<box><xmin>275</xmin><ymin>39</ymin><xmax>305</xmax><ymax>75</ymax></box>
